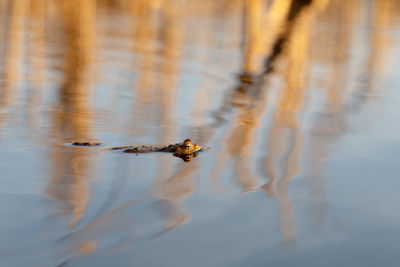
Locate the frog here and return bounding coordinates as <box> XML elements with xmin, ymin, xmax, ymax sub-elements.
<box><xmin>70</xmin><ymin>139</ymin><xmax>205</xmax><ymax>162</ymax></box>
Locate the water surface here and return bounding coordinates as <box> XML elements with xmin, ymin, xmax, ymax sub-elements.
<box><xmin>1</xmin><ymin>0</ymin><xmax>400</xmax><ymax>266</ymax></box>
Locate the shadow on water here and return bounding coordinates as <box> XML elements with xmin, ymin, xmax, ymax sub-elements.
<box><xmin>0</xmin><ymin>0</ymin><xmax>399</xmax><ymax>266</ymax></box>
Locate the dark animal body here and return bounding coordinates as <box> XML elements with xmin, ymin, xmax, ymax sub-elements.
<box><xmin>70</xmin><ymin>139</ymin><xmax>205</xmax><ymax>162</ymax></box>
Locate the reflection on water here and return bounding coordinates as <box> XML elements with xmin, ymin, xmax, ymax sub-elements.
<box><xmin>1</xmin><ymin>0</ymin><xmax>400</xmax><ymax>266</ymax></box>
<box><xmin>45</xmin><ymin>0</ymin><xmax>97</xmax><ymax>229</ymax></box>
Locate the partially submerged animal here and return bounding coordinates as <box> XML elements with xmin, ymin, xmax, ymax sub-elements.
<box><xmin>70</xmin><ymin>139</ymin><xmax>205</xmax><ymax>162</ymax></box>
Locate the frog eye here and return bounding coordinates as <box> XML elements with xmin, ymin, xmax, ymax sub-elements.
<box><xmin>185</xmin><ymin>144</ymin><xmax>191</xmax><ymax>149</ymax></box>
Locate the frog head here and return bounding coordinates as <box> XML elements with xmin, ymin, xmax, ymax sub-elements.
<box><xmin>175</xmin><ymin>139</ymin><xmax>202</xmax><ymax>155</ymax></box>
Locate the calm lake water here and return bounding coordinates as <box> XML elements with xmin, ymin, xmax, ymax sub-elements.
<box><xmin>1</xmin><ymin>0</ymin><xmax>400</xmax><ymax>266</ymax></box>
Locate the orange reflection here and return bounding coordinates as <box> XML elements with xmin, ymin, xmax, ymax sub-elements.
<box><xmin>207</xmin><ymin>0</ymin><xmax>330</xmax><ymax>244</ymax></box>
<box><xmin>151</xmin><ymin>1</ymin><xmax>193</xmax><ymax>234</ymax></box>
<box><xmin>45</xmin><ymin>0</ymin><xmax>97</xmax><ymax>230</ymax></box>
<box><xmin>209</xmin><ymin>0</ymin><xmax>272</xmax><ymax>193</ymax></box>
<box><xmin>26</xmin><ymin>0</ymin><xmax>46</xmax><ymax>130</ymax></box>
<box><xmin>129</xmin><ymin>0</ymin><xmax>159</xmax><ymax>133</ymax></box>
<box><xmin>0</xmin><ymin>0</ymin><xmax>27</xmax><ymax>126</ymax></box>
<box><xmin>260</xmin><ymin>0</ymin><xmax>329</xmax><ymax>244</ymax></box>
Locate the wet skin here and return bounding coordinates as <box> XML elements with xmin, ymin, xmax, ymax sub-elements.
<box><xmin>70</xmin><ymin>139</ymin><xmax>204</xmax><ymax>162</ymax></box>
